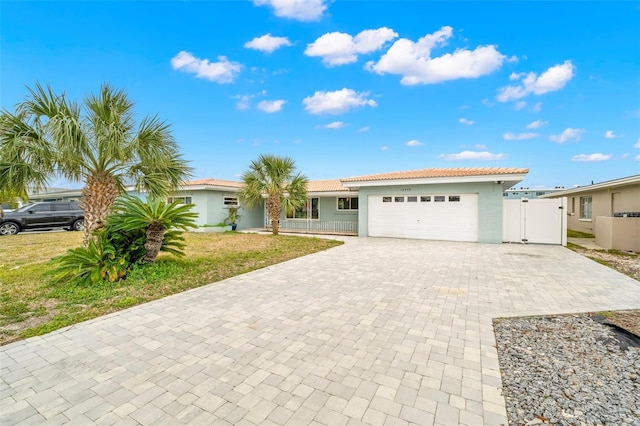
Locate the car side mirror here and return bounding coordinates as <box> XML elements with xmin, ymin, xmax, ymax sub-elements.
<box><xmin>28</xmin><ymin>210</ymin><xmax>34</xmax><ymax>214</ymax></box>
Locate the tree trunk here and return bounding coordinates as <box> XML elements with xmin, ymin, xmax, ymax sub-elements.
<box><xmin>267</xmin><ymin>196</ymin><xmax>281</xmax><ymax>236</ymax></box>
<box><xmin>80</xmin><ymin>172</ymin><xmax>119</xmax><ymax>247</ymax></box>
<box><xmin>143</xmin><ymin>222</ymin><xmax>165</xmax><ymax>263</ymax></box>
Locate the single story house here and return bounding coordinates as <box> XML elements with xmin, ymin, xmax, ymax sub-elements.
<box><xmin>540</xmin><ymin>174</ymin><xmax>640</xmax><ymax>252</ymax></box>
<box><xmin>178</xmin><ymin>167</ymin><xmax>529</xmax><ymax>244</ymax></box>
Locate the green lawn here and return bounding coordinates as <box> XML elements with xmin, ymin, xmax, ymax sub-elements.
<box><xmin>0</xmin><ymin>231</ymin><xmax>342</xmax><ymax>345</ymax></box>
<box><xmin>567</xmin><ymin>229</ymin><xmax>595</xmax><ymax>238</ymax></box>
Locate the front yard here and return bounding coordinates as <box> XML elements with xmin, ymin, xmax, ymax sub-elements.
<box><xmin>0</xmin><ymin>231</ymin><xmax>342</xmax><ymax>345</ymax></box>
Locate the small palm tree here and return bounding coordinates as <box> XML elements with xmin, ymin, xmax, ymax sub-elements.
<box><xmin>238</xmin><ymin>154</ymin><xmax>307</xmax><ymax>236</ymax></box>
<box><xmin>0</xmin><ymin>83</ymin><xmax>191</xmax><ymax>247</ymax></box>
<box><xmin>109</xmin><ymin>196</ymin><xmax>197</xmax><ymax>263</ymax></box>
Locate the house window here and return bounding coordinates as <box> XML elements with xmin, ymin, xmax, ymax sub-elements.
<box><xmin>407</xmin><ymin>196</ymin><xmax>417</xmax><ymax>202</ymax></box>
<box><xmin>286</xmin><ymin>198</ymin><xmax>319</xmax><ymax>219</ymax></box>
<box><xmin>223</xmin><ymin>195</ymin><xmax>239</xmax><ymax>208</ymax></box>
<box><xmin>434</xmin><ymin>196</ymin><xmax>445</xmax><ymax>202</ymax></box>
<box><xmin>168</xmin><ymin>196</ymin><xmax>192</xmax><ymax>204</ymax></box>
<box><xmin>448</xmin><ymin>195</ymin><xmax>460</xmax><ymax>202</ymax></box>
<box><xmin>394</xmin><ymin>196</ymin><xmax>404</xmax><ymax>202</ymax></box>
<box><xmin>337</xmin><ymin>197</ymin><xmax>358</xmax><ymax>210</ymax></box>
<box><xmin>420</xmin><ymin>196</ymin><xmax>431</xmax><ymax>202</ymax></box>
<box><xmin>382</xmin><ymin>197</ymin><xmax>392</xmax><ymax>203</ymax></box>
<box><xmin>580</xmin><ymin>196</ymin><xmax>592</xmax><ymax>220</ymax></box>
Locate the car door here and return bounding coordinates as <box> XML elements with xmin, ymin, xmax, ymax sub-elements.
<box><xmin>52</xmin><ymin>203</ymin><xmax>74</xmax><ymax>226</ymax></box>
<box><xmin>24</xmin><ymin>203</ymin><xmax>55</xmax><ymax>228</ymax></box>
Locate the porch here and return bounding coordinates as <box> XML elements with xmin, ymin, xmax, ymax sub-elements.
<box><xmin>264</xmin><ymin>218</ymin><xmax>358</xmax><ymax>236</ymax></box>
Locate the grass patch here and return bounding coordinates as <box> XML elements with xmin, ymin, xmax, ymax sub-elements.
<box><xmin>567</xmin><ymin>229</ymin><xmax>595</xmax><ymax>238</ymax></box>
<box><xmin>0</xmin><ymin>232</ymin><xmax>342</xmax><ymax>345</ymax></box>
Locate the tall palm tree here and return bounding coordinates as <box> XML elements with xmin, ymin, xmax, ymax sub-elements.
<box><xmin>0</xmin><ymin>83</ymin><xmax>191</xmax><ymax>246</ymax></box>
<box><xmin>238</xmin><ymin>154</ymin><xmax>308</xmax><ymax>236</ymax></box>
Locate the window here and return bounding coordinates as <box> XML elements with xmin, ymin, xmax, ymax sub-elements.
<box><xmin>407</xmin><ymin>196</ymin><xmax>417</xmax><ymax>202</ymax></box>
<box><xmin>580</xmin><ymin>196</ymin><xmax>592</xmax><ymax>220</ymax></box>
<box><xmin>287</xmin><ymin>198</ymin><xmax>319</xmax><ymax>219</ymax></box>
<box><xmin>434</xmin><ymin>196</ymin><xmax>445</xmax><ymax>202</ymax></box>
<box><xmin>52</xmin><ymin>203</ymin><xmax>71</xmax><ymax>211</ymax></box>
<box><xmin>167</xmin><ymin>196</ymin><xmax>192</xmax><ymax>205</ymax></box>
<box><xmin>448</xmin><ymin>195</ymin><xmax>460</xmax><ymax>202</ymax></box>
<box><xmin>536</xmin><ymin>191</ymin><xmax>546</xmax><ymax>196</ymax></box>
<box><xmin>382</xmin><ymin>197</ymin><xmax>392</xmax><ymax>203</ymax></box>
<box><xmin>420</xmin><ymin>196</ymin><xmax>431</xmax><ymax>202</ymax></box>
<box><xmin>223</xmin><ymin>195</ymin><xmax>239</xmax><ymax>208</ymax></box>
<box><xmin>337</xmin><ymin>197</ymin><xmax>358</xmax><ymax>210</ymax></box>
<box><xmin>394</xmin><ymin>196</ymin><xmax>404</xmax><ymax>202</ymax></box>
<box><xmin>30</xmin><ymin>203</ymin><xmax>52</xmax><ymax>212</ymax></box>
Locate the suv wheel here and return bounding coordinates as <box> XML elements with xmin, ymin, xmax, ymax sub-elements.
<box><xmin>0</xmin><ymin>222</ymin><xmax>20</xmax><ymax>235</ymax></box>
<box><xmin>72</xmin><ymin>219</ymin><xmax>84</xmax><ymax>231</ymax></box>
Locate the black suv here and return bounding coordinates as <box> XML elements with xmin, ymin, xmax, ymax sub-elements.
<box><xmin>0</xmin><ymin>202</ymin><xmax>84</xmax><ymax>235</ymax></box>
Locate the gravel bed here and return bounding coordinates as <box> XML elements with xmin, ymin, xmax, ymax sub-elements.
<box><xmin>494</xmin><ymin>315</ymin><xmax>640</xmax><ymax>426</ymax></box>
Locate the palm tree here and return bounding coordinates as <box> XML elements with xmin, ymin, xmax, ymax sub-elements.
<box><xmin>238</xmin><ymin>154</ymin><xmax>308</xmax><ymax>236</ymax></box>
<box><xmin>0</xmin><ymin>83</ymin><xmax>191</xmax><ymax>246</ymax></box>
<box><xmin>108</xmin><ymin>196</ymin><xmax>197</xmax><ymax>263</ymax></box>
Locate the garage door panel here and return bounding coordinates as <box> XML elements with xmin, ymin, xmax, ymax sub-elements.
<box><xmin>368</xmin><ymin>194</ymin><xmax>478</xmax><ymax>242</ymax></box>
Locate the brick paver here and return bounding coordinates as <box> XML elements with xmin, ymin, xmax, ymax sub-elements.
<box><xmin>2</xmin><ymin>238</ymin><xmax>639</xmax><ymax>425</ymax></box>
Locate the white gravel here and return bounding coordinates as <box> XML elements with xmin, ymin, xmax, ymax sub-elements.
<box><xmin>494</xmin><ymin>315</ymin><xmax>640</xmax><ymax>426</ymax></box>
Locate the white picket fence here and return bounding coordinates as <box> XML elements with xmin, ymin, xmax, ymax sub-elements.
<box><xmin>264</xmin><ymin>219</ymin><xmax>358</xmax><ymax>235</ymax></box>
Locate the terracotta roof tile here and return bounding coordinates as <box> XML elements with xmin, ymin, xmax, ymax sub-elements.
<box><xmin>306</xmin><ymin>179</ymin><xmax>351</xmax><ymax>193</ymax></box>
<box><xmin>182</xmin><ymin>178</ymin><xmax>243</xmax><ymax>188</ymax></box>
<box><xmin>341</xmin><ymin>167</ymin><xmax>529</xmax><ymax>183</ymax></box>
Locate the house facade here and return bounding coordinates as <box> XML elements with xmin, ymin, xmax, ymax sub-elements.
<box><xmin>541</xmin><ymin>174</ymin><xmax>640</xmax><ymax>252</ymax></box>
<box><xmin>178</xmin><ymin>167</ymin><xmax>528</xmax><ymax>244</ymax></box>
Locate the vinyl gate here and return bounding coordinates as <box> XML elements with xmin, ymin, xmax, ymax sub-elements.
<box><xmin>503</xmin><ymin>198</ymin><xmax>567</xmax><ymax>245</ymax></box>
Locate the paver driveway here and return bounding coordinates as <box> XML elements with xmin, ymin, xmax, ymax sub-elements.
<box><xmin>2</xmin><ymin>238</ymin><xmax>639</xmax><ymax>425</ymax></box>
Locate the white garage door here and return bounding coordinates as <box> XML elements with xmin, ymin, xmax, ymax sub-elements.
<box><xmin>368</xmin><ymin>194</ymin><xmax>479</xmax><ymax>242</ymax></box>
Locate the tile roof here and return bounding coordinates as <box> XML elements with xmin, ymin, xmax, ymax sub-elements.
<box><xmin>182</xmin><ymin>178</ymin><xmax>243</xmax><ymax>188</ymax></box>
<box><xmin>340</xmin><ymin>167</ymin><xmax>529</xmax><ymax>182</ymax></box>
<box><xmin>307</xmin><ymin>179</ymin><xmax>350</xmax><ymax>193</ymax></box>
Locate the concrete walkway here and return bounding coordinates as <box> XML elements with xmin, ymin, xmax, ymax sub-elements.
<box><xmin>2</xmin><ymin>238</ymin><xmax>639</xmax><ymax>425</ymax></box>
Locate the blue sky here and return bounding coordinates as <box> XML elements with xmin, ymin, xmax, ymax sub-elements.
<box><xmin>2</xmin><ymin>0</ymin><xmax>639</xmax><ymax>189</ymax></box>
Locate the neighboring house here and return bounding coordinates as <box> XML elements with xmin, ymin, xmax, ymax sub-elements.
<box><xmin>541</xmin><ymin>174</ymin><xmax>640</xmax><ymax>252</ymax></box>
<box><xmin>503</xmin><ymin>187</ymin><xmax>566</xmax><ymax>199</ymax></box>
<box><xmin>28</xmin><ymin>188</ymin><xmax>83</xmax><ymax>202</ymax></box>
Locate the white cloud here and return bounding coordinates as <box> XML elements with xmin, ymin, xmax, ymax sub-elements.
<box><xmin>366</xmin><ymin>26</ymin><xmax>505</xmax><ymax>85</ymax></box>
<box><xmin>303</xmin><ymin>88</ymin><xmax>377</xmax><ymax>115</ymax></box>
<box><xmin>526</xmin><ymin>120</ymin><xmax>548</xmax><ymax>129</ymax></box>
<box><xmin>550</xmin><ymin>128</ymin><xmax>585</xmax><ymax>143</ymax></box>
<box><xmin>571</xmin><ymin>153</ymin><xmax>612</xmax><ymax>162</ymax></box>
<box><xmin>323</xmin><ymin>121</ymin><xmax>345</xmax><ymax>129</ymax></box>
<box><xmin>531</xmin><ymin>102</ymin><xmax>543</xmax><ymax>112</ymax></box>
<box><xmin>305</xmin><ymin>28</ymin><xmax>397</xmax><ymax>66</ymax></box>
<box><xmin>474</xmin><ymin>144</ymin><xmax>486</xmax><ymax>149</ymax></box>
<box><xmin>634</xmin><ymin>138</ymin><xmax>640</xmax><ymax>149</ymax></box>
<box><xmin>252</xmin><ymin>0</ymin><xmax>327</xmax><ymax>21</ymax></box>
<box><xmin>503</xmin><ymin>132</ymin><xmax>539</xmax><ymax>140</ymax></box>
<box><xmin>171</xmin><ymin>51</ymin><xmax>242</xmax><ymax>83</ymax></box>
<box><xmin>496</xmin><ymin>60</ymin><xmax>575</xmax><ymax>102</ymax></box>
<box><xmin>406</xmin><ymin>139</ymin><xmax>424</xmax><ymax>147</ymax></box>
<box><xmin>244</xmin><ymin>34</ymin><xmax>292</xmax><ymax>53</ymax></box>
<box><xmin>358</xmin><ymin>126</ymin><xmax>370</xmax><ymax>133</ymax></box>
<box><xmin>514</xmin><ymin>101</ymin><xmax>527</xmax><ymax>111</ymax></box>
<box><xmin>257</xmin><ymin>100</ymin><xmax>286</xmax><ymax>113</ymax></box>
<box><xmin>459</xmin><ymin>118</ymin><xmax>475</xmax><ymax>125</ymax></box>
<box><xmin>232</xmin><ymin>94</ymin><xmax>253</xmax><ymax>110</ymax></box>
<box><xmin>439</xmin><ymin>150</ymin><xmax>506</xmax><ymax>161</ymax></box>
<box><xmin>482</xmin><ymin>98</ymin><xmax>494</xmax><ymax>107</ymax></box>
<box><xmin>604</xmin><ymin>130</ymin><xmax>622</xmax><ymax>139</ymax></box>
<box><xmin>381</xmin><ymin>146</ymin><xmax>390</xmax><ymax>151</ymax></box>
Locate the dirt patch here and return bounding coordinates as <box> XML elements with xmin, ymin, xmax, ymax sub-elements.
<box><xmin>568</xmin><ymin>243</ymin><xmax>639</xmax><ymax>281</ymax></box>
<box><xmin>0</xmin><ymin>299</ymin><xmax>59</xmax><ymax>345</ymax></box>
<box><xmin>599</xmin><ymin>309</ymin><xmax>640</xmax><ymax>338</ymax></box>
